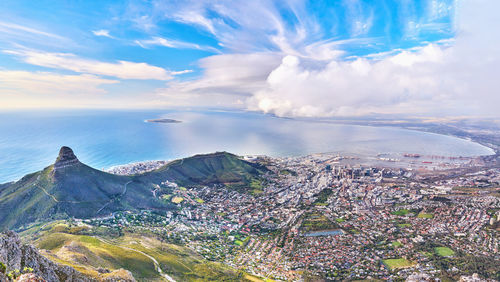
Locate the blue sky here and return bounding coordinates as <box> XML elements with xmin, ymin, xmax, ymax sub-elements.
<box><xmin>0</xmin><ymin>0</ymin><xmax>498</xmax><ymax>117</ymax></box>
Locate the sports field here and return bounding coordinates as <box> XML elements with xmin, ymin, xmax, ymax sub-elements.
<box><xmin>417</xmin><ymin>212</ymin><xmax>433</xmax><ymax>219</ymax></box>
<box><xmin>435</xmin><ymin>247</ymin><xmax>455</xmax><ymax>257</ymax></box>
<box><xmin>382</xmin><ymin>258</ymin><xmax>414</xmax><ymax>270</ymax></box>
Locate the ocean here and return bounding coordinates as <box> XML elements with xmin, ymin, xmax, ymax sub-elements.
<box><xmin>0</xmin><ymin>109</ymin><xmax>494</xmax><ymax>183</ymax></box>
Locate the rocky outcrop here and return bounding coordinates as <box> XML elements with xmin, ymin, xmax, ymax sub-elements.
<box><xmin>0</xmin><ymin>231</ymin><xmax>91</xmax><ymax>281</ymax></box>
<box><xmin>100</xmin><ymin>269</ymin><xmax>136</xmax><ymax>282</ymax></box>
<box><xmin>54</xmin><ymin>146</ymin><xmax>80</xmax><ymax>170</ymax></box>
<box><xmin>16</xmin><ymin>273</ymin><xmax>45</xmax><ymax>282</ymax></box>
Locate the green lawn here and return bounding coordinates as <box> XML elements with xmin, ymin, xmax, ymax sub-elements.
<box><xmin>391</xmin><ymin>241</ymin><xmax>403</xmax><ymax>248</ymax></box>
<box><xmin>382</xmin><ymin>258</ymin><xmax>414</xmax><ymax>270</ymax></box>
<box><xmin>391</xmin><ymin>209</ymin><xmax>410</xmax><ymax>216</ymax></box>
<box><xmin>435</xmin><ymin>247</ymin><xmax>455</xmax><ymax>257</ymax></box>
<box><xmin>417</xmin><ymin>213</ymin><xmax>434</xmax><ymax>219</ymax></box>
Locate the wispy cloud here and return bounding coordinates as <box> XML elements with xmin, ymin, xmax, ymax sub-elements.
<box><xmin>0</xmin><ymin>21</ymin><xmax>65</xmax><ymax>40</ymax></box>
<box><xmin>92</xmin><ymin>29</ymin><xmax>113</xmax><ymax>38</ymax></box>
<box><xmin>343</xmin><ymin>0</ymin><xmax>375</xmax><ymax>37</ymax></box>
<box><xmin>0</xmin><ymin>20</ymin><xmax>72</xmax><ymax>49</ymax></box>
<box><xmin>5</xmin><ymin>49</ymin><xmax>190</xmax><ymax>80</ymax></box>
<box><xmin>143</xmin><ymin>0</ymin><xmax>324</xmax><ymax>55</ymax></box>
<box><xmin>135</xmin><ymin>37</ymin><xmax>219</xmax><ymax>53</ymax></box>
<box><xmin>173</xmin><ymin>10</ymin><xmax>217</xmax><ymax>35</ymax></box>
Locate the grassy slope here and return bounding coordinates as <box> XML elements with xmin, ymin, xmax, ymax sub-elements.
<box><xmin>0</xmin><ymin>167</ymin><xmax>57</xmax><ymax>230</ymax></box>
<box><xmin>29</xmin><ymin>223</ymin><xmax>250</xmax><ymax>281</ymax></box>
<box><xmin>36</xmin><ymin>232</ymin><xmax>159</xmax><ymax>280</ymax></box>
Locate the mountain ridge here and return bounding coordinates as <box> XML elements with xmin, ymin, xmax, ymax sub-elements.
<box><xmin>0</xmin><ymin>147</ymin><xmax>267</xmax><ymax>231</ymax></box>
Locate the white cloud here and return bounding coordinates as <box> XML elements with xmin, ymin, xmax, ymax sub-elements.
<box><xmin>5</xmin><ymin>49</ymin><xmax>189</xmax><ymax>80</ymax></box>
<box><xmin>174</xmin><ymin>10</ymin><xmax>217</xmax><ymax>35</ymax></box>
<box><xmin>0</xmin><ymin>70</ymin><xmax>118</xmax><ymax>108</ymax></box>
<box><xmin>0</xmin><ymin>70</ymin><xmax>175</xmax><ymax>109</ymax></box>
<box><xmin>149</xmin><ymin>0</ymin><xmax>325</xmax><ymax>55</ymax></box>
<box><xmin>343</xmin><ymin>0</ymin><xmax>375</xmax><ymax>37</ymax></box>
<box><xmin>0</xmin><ymin>21</ymin><xmax>64</xmax><ymax>40</ymax></box>
<box><xmin>135</xmin><ymin>37</ymin><xmax>219</xmax><ymax>53</ymax></box>
<box><xmin>159</xmin><ymin>53</ymin><xmax>281</xmax><ymax>99</ymax></box>
<box><xmin>92</xmin><ymin>29</ymin><xmax>112</xmax><ymax>38</ymax></box>
<box><xmin>0</xmin><ymin>21</ymin><xmax>72</xmax><ymax>48</ymax></box>
<box><xmin>154</xmin><ymin>0</ymin><xmax>500</xmax><ymax>118</ymax></box>
<box><xmin>246</xmin><ymin>46</ymin><xmax>449</xmax><ymax>117</ymax></box>
<box><xmin>245</xmin><ymin>0</ymin><xmax>500</xmax><ymax>117</ymax></box>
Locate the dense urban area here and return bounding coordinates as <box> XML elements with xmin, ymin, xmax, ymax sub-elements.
<box><xmin>89</xmin><ymin>151</ymin><xmax>500</xmax><ymax>281</ymax></box>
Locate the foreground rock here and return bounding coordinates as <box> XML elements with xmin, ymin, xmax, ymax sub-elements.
<box><xmin>0</xmin><ymin>231</ymin><xmax>137</xmax><ymax>282</ymax></box>
<box><xmin>0</xmin><ymin>231</ymin><xmax>90</xmax><ymax>281</ymax></box>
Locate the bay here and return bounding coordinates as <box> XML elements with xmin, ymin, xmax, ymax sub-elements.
<box><xmin>0</xmin><ymin>109</ymin><xmax>493</xmax><ymax>183</ymax></box>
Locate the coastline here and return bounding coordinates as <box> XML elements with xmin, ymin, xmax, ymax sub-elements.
<box><xmin>0</xmin><ymin>110</ymin><xmax>497</xmax><ymax>183</ymax></box>
<box><xmin>105</xmin><ymin>160</ymin><xmax>171</xmax><ymax>175</ymax></box>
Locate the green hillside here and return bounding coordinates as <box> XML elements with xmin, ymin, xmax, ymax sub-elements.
<box><xmin>0</xmin><ymin>148</ymin><xmax>267</xmax><ymax>230</ymax></box>
<box><xmin>0</xmin><ymin>161</ymin><xmax>169</xmax><ymax>231</ymax></box>
<box><xmin>23</xmin><ymin>222</ymin><xmax>250</xmax><ymax>281</ymax></box>
<box><xmin>140</xmin><ymin>151</ymin><xmax>268</xmax><ymax>188</ymax></box>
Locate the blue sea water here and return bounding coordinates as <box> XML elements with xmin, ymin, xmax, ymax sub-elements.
<box><xmin>0</xmin><ymin>109</ymin><xmax>494</xmax><ymax>183</ymax></box>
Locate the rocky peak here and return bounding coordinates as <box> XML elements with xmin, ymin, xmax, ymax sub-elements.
<box><xmin>54</xmin><ymin>146</ymin><xmax>80</xmax><ymax>169</ymax></box>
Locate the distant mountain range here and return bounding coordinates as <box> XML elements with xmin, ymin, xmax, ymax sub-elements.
<box><xmin>0</xmin><ymin>147</ymin><xmax>267</xmax><ymax>231</ymax></box>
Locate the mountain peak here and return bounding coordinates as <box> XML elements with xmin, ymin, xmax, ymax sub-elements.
<box><xmin>54</xmin><ymin>146</ymin><xmax>79</xmax><ymax>169</ymax></box>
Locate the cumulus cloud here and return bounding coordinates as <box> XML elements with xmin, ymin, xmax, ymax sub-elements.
<box><xmin>5</xmin><ymin>49</ymin><xmax>188</xmax><ymax>80</ymax></box>
<box><xmin>247</xmin><ymin>45</ymin><xmax>452</xmax><ymax>117</ymax></box>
